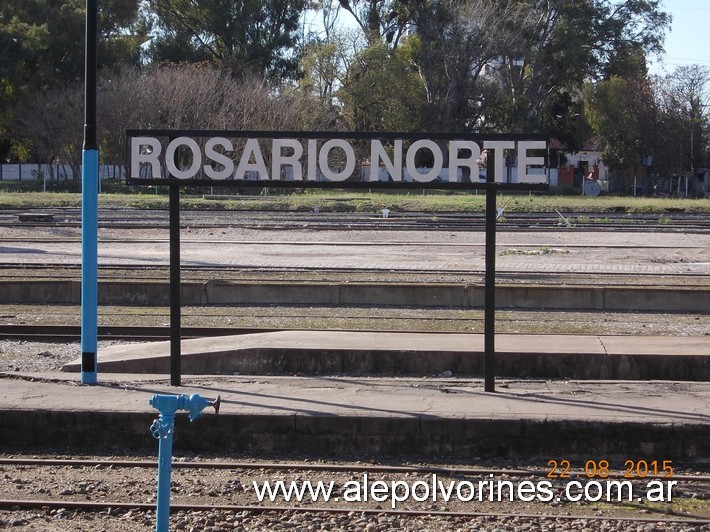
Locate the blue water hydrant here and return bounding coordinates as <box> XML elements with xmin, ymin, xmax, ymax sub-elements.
<box><xmin>149</xmin><ymin>393</ymin><xmax>220</xmax><ymax>532</ymax></box>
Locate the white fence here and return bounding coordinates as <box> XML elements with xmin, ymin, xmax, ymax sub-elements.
<box><xmin>0</xmin><ymin>164</ymin><xmax>125</xmax><ymax>181</ymax></box>
<box><xmin>1</xmin><ymin>163</ymin><xmax>559</xmax><ymax>186</ymax></box>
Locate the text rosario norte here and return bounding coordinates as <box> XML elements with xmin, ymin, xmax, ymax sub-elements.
<box><xmin>129</xmin><ymin>136</ymin><xmax>547</xmax><ymax>184</ymax></box>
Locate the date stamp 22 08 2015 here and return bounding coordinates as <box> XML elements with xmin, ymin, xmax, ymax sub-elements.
<box><xmin>547</xmin><ymin>459</ymin><xmax>675</xmax><ymax>479</ymax></box>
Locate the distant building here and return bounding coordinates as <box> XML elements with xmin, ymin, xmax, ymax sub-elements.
<box><xmin>550</xmin><ymin>141</ymin><xmax>609</xmax><ymax>190</ymax></box>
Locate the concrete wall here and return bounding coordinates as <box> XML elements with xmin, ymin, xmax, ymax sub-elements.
<box><xmin>2</xmin><ymin>280</ymin><xmax>707</xmax><ymax>312</ymax></box>
<box><xmin>1</xmin><ymin>409</ymin><xmax>707</xmax><ymax>459</ymax></box>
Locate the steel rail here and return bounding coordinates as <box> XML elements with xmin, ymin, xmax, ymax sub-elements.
<box><xmin>1</xmin><ymin>236</ymin><xmax>708</xmax><ymax>250</ymax></box>
<box><xmin>2</xmin><ymin>318</ymin><xmax>706</xmax><ymax>343</ymax></box>
<box><xmin>0</xmin><ymin>325</ymin><xmax>278</xmax><ymax>342</ymax></box>
<box><xmin>0</xmin><ymin>498</ymin><xmax>708</xmax><ymax>525</ymax></box>
<box><xmin>3</xmin><ymin>207</ymin><xmax>709</xmax><ymax>218</ymax></box>
<box><xmin>2</xmin><ymin>221</ymin><xmax>709</xmax><ymax>233</ymax></box>
<box><xmin>3</xmin><ymin>209</ymin><xmax>710</xmax><ymax>231</ymax></box>
<box><xmin>0</xmin><ymin>263</ymin><xmax>707</xmax><ymax>280</ymax></box>
<box><xmin>1</xmin><ymin>458</ymin><xmax>708</xmax><ymax>483</ymax></box>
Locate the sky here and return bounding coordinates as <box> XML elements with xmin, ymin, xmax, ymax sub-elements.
<box><xmin>649</xmin><ymin>0</ymin><xmax>710</xmax><ymax>74</ymax></box>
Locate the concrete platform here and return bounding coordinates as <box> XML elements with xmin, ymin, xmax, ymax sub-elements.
<box><xmin>3</xmin><ymin>279</ymin><xmax>709</xmax><ymax>312</ymax></box>
<box><xmin>62</xmin><ymin>331</ymin><xmax>710</xmax><ymax>381</ymax></box>
<box><xmin>1</xmin><ymin>372</ymin><xmax>708</xmax><ymax>459</ymax></box>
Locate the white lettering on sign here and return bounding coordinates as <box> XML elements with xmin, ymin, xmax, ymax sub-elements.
<box><xmin>129</xmin><ymin>137</ymin><xmax>547</xmax><ymax>184</ymax></box>
<box><xmin>319</xmin><ymin>139</ymin><xmax>356</xmax><ymax>181</ymax></box>
<box><xmin>371</xmin><ymin>139</ymin><xmax>402</xmax><ymax>181</ymax></box>
<box><xmin>272</xmin><ymin>138</ymin><xmax>303</xmax><ymax>180</ymax></box>
<box><xmin>406</xmin><ymin>139</ymin><xmax>443</xmax><ymax>182</ymax></box>
<box><xmin>131</xmin><ymin>137</ymin><xmax>162</xmax><ymax>178</ymax></box>
<box><xmin>204</xmin><ymin>137</ymin><xmax>234</xmax><ymax>179</ymax></box>
<box><xmin>517</xmin><ymin>140</ymin><xmax>547</xmax><ymax>183</ymax></box>
<box><xmin>483</xmin><ymin>141</ymin><xmax>515</xmax><ymax>183</ymax></box>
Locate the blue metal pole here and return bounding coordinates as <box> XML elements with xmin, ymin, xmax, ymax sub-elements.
<box><xmin>150</xmin><ymin>394</ymin><xmax>220</xmax><ymax>532</ymax></box>
<box><xmin>153</xmin><ymin>411</ymin><xmax>174</xmax><ymax>532</ymax></box>
<box><xmin>81</xmin><ymin>0</ymin><xmax>99</xmax><ymax>385</ymax></box>
<box><xmin>81</xmin><ymin>148</ymin><xmax>99</xmax><ymax>385</ymax></box>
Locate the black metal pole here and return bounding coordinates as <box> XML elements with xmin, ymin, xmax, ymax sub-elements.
<box><xmin>484</xmin><ymin>153</ymin><xmax>497</xmax><ymax>393</ymax></box>
<box><xmin>169</xmin><ymin>185</ymin><xmax>181</xmax><ymax>386</ymax></box>
<box><xmin>83</xmin><ymin>0</ymin><xmax>97</xmax><ymax>153</ymax></box>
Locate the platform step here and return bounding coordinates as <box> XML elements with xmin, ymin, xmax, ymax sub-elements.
<box><xmin>62</xmin><ymin>331</ymin><xmax>710</xmax><ymax>381</ymax></box>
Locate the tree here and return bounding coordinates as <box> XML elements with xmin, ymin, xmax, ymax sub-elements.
<box><xmin>0</xmin><ymin>0</ymin><xmax>146</xmax><ymax>160</ymax></box>
<box><xmin>145</xmin><ymin>0</ymin><xmax>311</xmax><ymax>79</ymax></box>
<box><xmin>596</xmin><ymin>0</ymin><xmax>670</xmax><ymax>79</ymax></box>
<box><xmin>645</xmin><ymin>65</ymin><xmax>710</xmax><ymax>176</ymax></box>
<box><xmin>0</xmin><ymin>0</ymin><xmax>145</xmax><ymax>89</ymax></box>
<box><xmin>482</xmin><ymin>0</ymin><xmax>670</xmax><ymax>143</ymax></box>
<box><xmin>14</xmin><ymin>63</ymin><xmax>340</xmax><ymax>167</ymax></box>
<box><xmin>0</xmin><ymin>13</ymin><xmax>50</xmax><ymax>158</ymax></box>
<box><xmin>11</xmin><ymin>57</ymin><xmax>340</xmax><ymax>169</ymax></box>
<box><xmin>337</xmin><ymin>0</ymin><xmax>527</xmax><ymax>134</ymax></box>
<box><xmin>583</xmin><ymin>65</ymin><xmax>710</xmax><ymax>187</ymax></box>
<box><xmin>334</xmin><ymin>0</ymin><xmax>669</xmax><ymax>140</ymax></box>
<box><xmin>336</xmin><ymin>0</ymin><xmax>415</xmax><ymax>47</ymax></box>
<box><xmin>298</xmin><ymin>37</ymin><xmax>349</xmax><ymax>106</ymax></box>
<box><xmin>410</xmin><ymin>0</ymin><xmax>527</xmax><ymax>133</ymax></box>
<box><xmin>12</xmin><ymin>82</ymin><xmax>84</xmax><ymax>178</ymax></box>
<box><xmin>338</xmin><ymin>42</ymin><xmax>425</xmax><ymax>132</ymax></box>
<box><xmin>298</xmin><ymin>2</ymin><xmax>366</xmax><ymax>116</ymax></box>
<box><xmin>584</xmin><ymin>76</ymin><xmax>647</xmax><ymax>172</ymax></box>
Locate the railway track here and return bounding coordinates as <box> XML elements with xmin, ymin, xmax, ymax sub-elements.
<box><xmin>2</xmin><ymin>207</ymin><xmax>707</xmax><ymax>281</ymax></box>
<box><xmin>0</xmin><ymin>324</ymin><xmax>276</xmax><ymax>342</ymax></box>
<box><xmin>2</xmin><ymin>457</ymin><xmax>709</xmax><ymax>482</ymax></box>
<box><xmin>3</xmin><ymin>303</ymin><xmax>708</xmax><ymax>343</ymax></box>
<box><xmin>2</xmin><ymin>208</ymin><xmax>710</xmax><ymax>232</ymax></box>
<box><xmin>1</xmin><ymin>262</ymin><xmax>707</xmax><ymax>282</ymax></box>
<box><xmin>1</xmin><ymin>457</ymin><xmax>708</xmax><ymax>529</ymax></box>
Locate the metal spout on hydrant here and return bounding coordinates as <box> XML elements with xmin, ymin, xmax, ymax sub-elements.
<box><xmin>149</xmin><ymin>393</ymin><xmax>220</xmax><ymax>532</ymax></box>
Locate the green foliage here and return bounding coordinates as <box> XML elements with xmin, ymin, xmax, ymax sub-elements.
<box><xmin>481</xmin><ymin>0</ymin><xmax>669</xmax><ymax>143</ymax></box>
<box><xmin>584</xmin><ymin>76</ymin><xmax>641</xmax><ymax>169</ymax></box>
<box><xmin>338</xmin><ymin>42</ymin><xmax>425</xmax><ymax>131</ymax></box>
<box><xmin>336</xmin><ymin>0</ymin><xmax>669</xmax><ymax>141</ymax></box>
<box><xmin>338</xmin><ymin>0</ymin><xmax>415</xmax><ymax>47</ymax></box>
<box><xmin>298</xmin><ymin>38</ymin><xmax>344</xmax><ymax>105</ymax></box>
<box><xmin>0</xmin><ymin>0</ymin><xmax>144</xmax><ymax>89</ymax></box>
<box><xmin>0</xmin><ymin>0</ymin><xmax>146</xmax><ymax>161</ymax></box>
<box><xmin>9</xmin><ymin>139</ymin><xmax>32</xmax><ymax>163</ymax></box>
<box><xmin>145</xmin><ymin>0</ymin><xmax>310</xmax><ymax>79</ymax></box>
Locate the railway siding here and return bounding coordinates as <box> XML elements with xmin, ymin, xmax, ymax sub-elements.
<box><xmin>1</xmin><ymin>457</ymin><xmax>708</xmax><ymax>530</ymax></box>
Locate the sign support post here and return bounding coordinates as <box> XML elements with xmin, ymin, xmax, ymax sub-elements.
<box><xmin>169</xmin><ymin>184</ymin><xmax>181</xmax><ymax>386</ymax></box>
<box><xmin>484</xmin><ymin>157</ymin><xmax>497</xmax><ymax>392</ymax></box>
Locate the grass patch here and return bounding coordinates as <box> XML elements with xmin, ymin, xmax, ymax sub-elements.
<box><xmin>500</xmin><ymin>246</ymin><xmax>568</xmax><ymax>256</ymax></box>
<box><xmin>0</xmin><ymin>190</ymin><xmax>708</xmax><ymax>214</ymax></box>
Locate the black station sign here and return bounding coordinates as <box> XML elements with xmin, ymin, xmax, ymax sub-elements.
<box><xmin>126</xmin><ymin>130</ymin><xmax>549</xmax><ymax>190</ymax></box>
